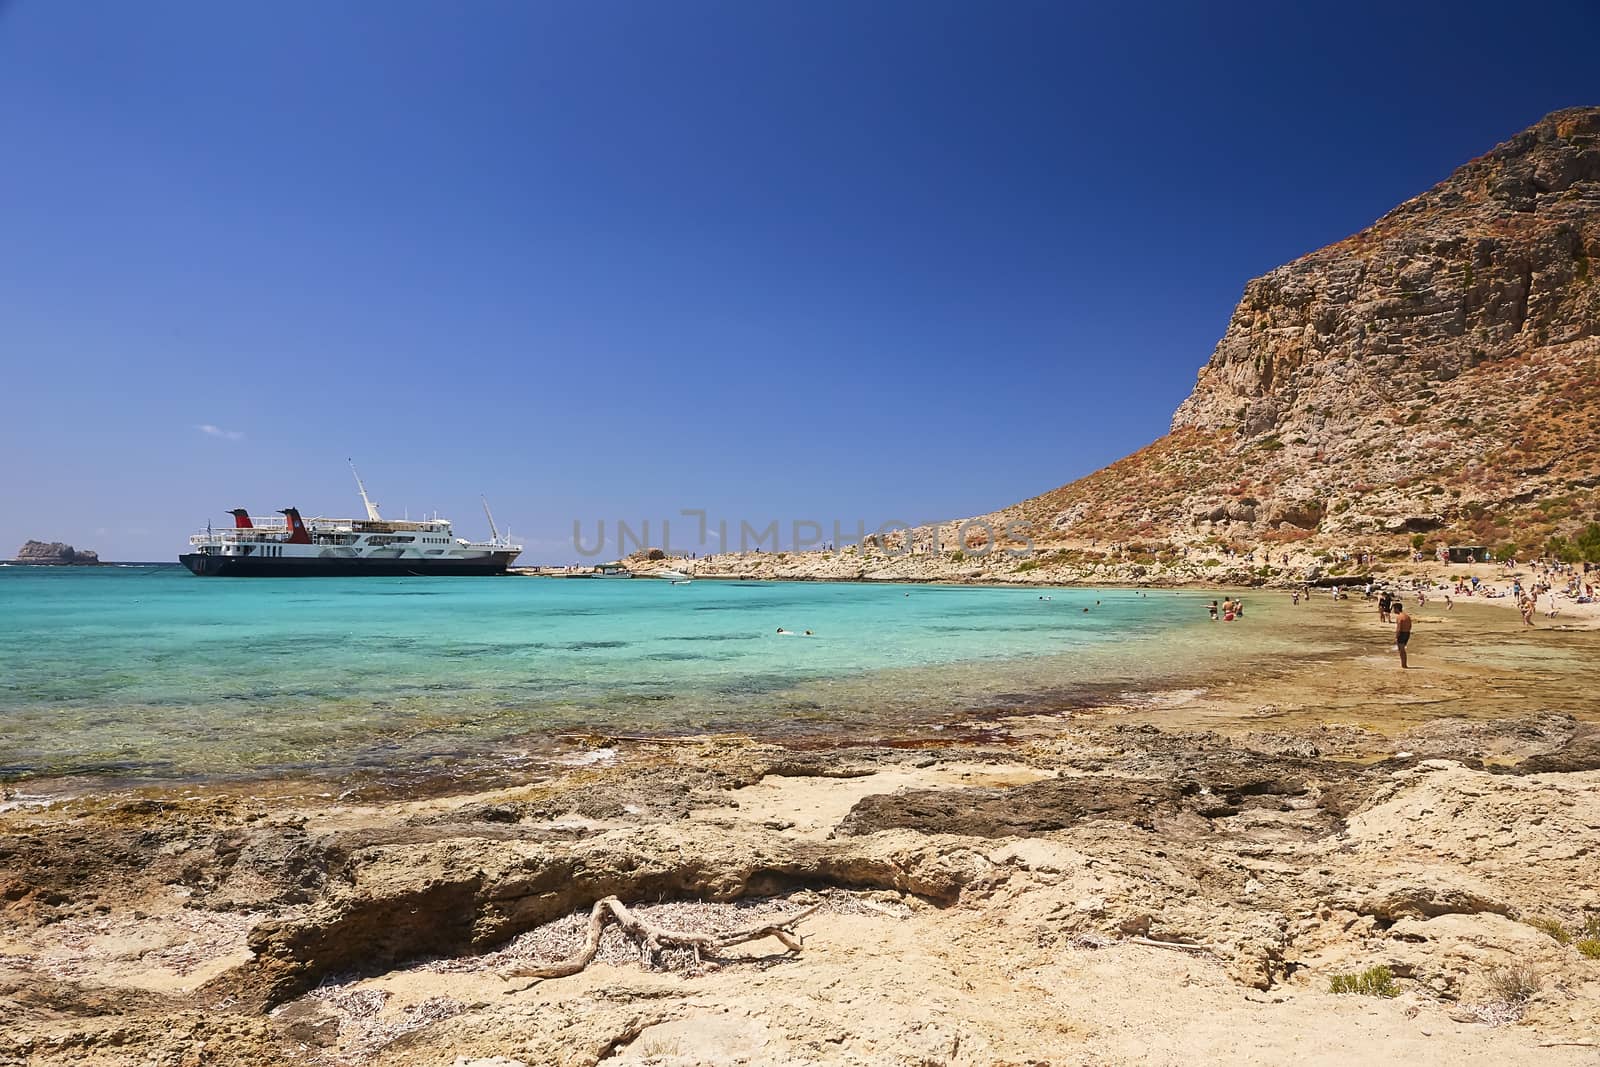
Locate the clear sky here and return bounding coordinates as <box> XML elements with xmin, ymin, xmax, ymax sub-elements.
<box><xmin>2</xmin><ymin>1</ymin><xmax>1595</xmax><ymax>562</ymax></box>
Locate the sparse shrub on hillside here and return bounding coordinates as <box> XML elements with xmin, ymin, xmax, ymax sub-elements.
<box><xmin>1261</xmin><ymin>527</ymin><xmax>1315</xmax><ymax>544</ymax></box>
<box><xmin>1578</xmin><ymin>522</ymin><xmax>1600</xmax><ymax>562</ymax></box>
<box><xmin>1545</xmin><ymin>536</ymin><xmax>1579</xmax><ymax>562</ymax></box>
<box><xmin>638</xmin><ymin>1036</ymin><xmax>683</xmax><ymax>1058</ymax></box>
<box><xmin>1329</xmin><ymin>966</ymin><xmax>1399</xmax><ymax>997</ymax></box>
<box><xmin>1527</xmin><ymin>916</ymin><xmax>1571</xmax><ymax>944</ymax></box>
<box><xmin>1579</xmin><ymin>939</ymin><xmax>1600</xmax><ymax>960</ymax></box>
<box><xmin>1485</xmin><ymin>965</ymin><xmax>1540</xmax><ymax>1004</ymax></box>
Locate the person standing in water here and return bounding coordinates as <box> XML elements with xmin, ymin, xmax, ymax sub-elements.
<box><xmin>1393</xmin><ymin>605</ymin><xmax>1413</xmax><ymax>669</ymax></box>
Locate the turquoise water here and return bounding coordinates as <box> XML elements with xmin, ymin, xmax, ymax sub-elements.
<box><xmin>0</xmin><ymin>567</ymin><xmax>1239</xmax><ymax>785</ymax></box>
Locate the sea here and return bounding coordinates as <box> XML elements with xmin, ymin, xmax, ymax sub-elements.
<box><xmin>0</xmin><ymin>567</ymin><xmax>1307</xmax><ymax>790</ymax></box>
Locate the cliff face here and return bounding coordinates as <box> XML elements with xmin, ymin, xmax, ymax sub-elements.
<box><xmin>1173</xmin><ymin>106</ymin><xmax>1599</xmax><ymax>435</ymax></box>
<box><xmin>14</xmin><ymin>540</ymin><xmax>101</xmax><ymax>565</ymax></box>
<box><xmin>1000</xmin><ymin>107</ymin><xmax>1600</xmax><ymax>556</ymax></box>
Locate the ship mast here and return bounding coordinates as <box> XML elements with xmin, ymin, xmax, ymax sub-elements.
<box><xmin>349</xmin><ymin>460</ymin><xmax>382</xmax><ymax>521</ymax></box>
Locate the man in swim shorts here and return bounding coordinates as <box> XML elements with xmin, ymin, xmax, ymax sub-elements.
<box><xmin>1393</xmin><ymin>606</ymin><xmax>1412</xmax><ymax>669</ymax></box>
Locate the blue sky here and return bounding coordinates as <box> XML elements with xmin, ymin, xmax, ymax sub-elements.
<box><xmin>2</xmin><ymin>1</ymin><xmax>1595</xmax><ymax>562</ymax></box>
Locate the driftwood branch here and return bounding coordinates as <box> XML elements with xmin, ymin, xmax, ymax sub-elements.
<box><xmin>1124</xmin><ymin>936</ymin><xmax>1214</xmax><ymax>955</ymax></box>
<box><xmin>501</xmin><ymin>897</ymin><xmax>821</xmax><ymax>983</ymax></box>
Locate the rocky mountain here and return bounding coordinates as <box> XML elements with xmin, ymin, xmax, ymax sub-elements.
<box><xmin>992</xmin><ymin>106</ymin><xmax>1600</xmax><ymax>560</ymax></box>
<box><xmin>637</xmin><ymin>109</ymin><xmax>1599</xmax><ymax>585</ymax></box>
<box><xmin>13</xmin><ymin>540</ymin><xmax>101</xmax><ymax>565</ymax></box>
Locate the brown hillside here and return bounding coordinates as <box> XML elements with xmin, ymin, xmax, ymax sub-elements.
<box><xmin>994</xmin><ymin>106</ymin><xmax>1600</xmax><ymax>558</ymax></box>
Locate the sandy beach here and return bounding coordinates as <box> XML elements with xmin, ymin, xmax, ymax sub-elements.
<box><xmin>2</xmin><ymin>589</ymin><xmax>1596</xmax><ymax>1066</ymax></box>
<box><xmin>618</xmin><ymin>551</ymin><xmax>1600</xmax><ymax>631</ymax></box>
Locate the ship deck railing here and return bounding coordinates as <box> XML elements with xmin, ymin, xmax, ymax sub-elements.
<box><xmin>189</xmin><ymin>530</ymin><xmax>522</xmax><ymax>550</ymax></box>
<box><xmin>189</xmin><ymin>517</ymin><xmax>460</xmax><ymax>539</ymax></box>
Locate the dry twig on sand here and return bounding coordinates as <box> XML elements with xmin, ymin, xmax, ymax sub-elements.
<box><xmin>501</xmin><ymin>896</ymin><xmax>820</xmax><ymax>983</ymax></box>
<box><xmin>1125</xmin><ymin>936</ymin><xmax>1214</xmax><ymax>955</ymax></box>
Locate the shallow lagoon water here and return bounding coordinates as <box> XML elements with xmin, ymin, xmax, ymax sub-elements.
<box><xmin>0</xmin><ymin>568</ymin><xmax>1320</xmax><ymax>784</ymax></box>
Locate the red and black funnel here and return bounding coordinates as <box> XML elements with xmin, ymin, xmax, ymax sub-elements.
<box><xmin>228</xmin><ymin>509</ymin><xmax>254</xmax><ymax>529</ymax></box>
<box><xmin>279</xmin><ymin>508</ymin><xmax>312</xmax><ymax>544</ymax></box>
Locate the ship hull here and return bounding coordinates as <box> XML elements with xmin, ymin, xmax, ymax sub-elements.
<box><xmin>179</xmin><ymin>553</ymin><xmax>518</xmax><ymax>577</ymax></box>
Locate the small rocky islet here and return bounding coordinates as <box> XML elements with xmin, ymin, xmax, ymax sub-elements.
<box><xmin>10</xmin><ymin>540</ymin><xmax>102</xmax><ymax>566</ymax></box>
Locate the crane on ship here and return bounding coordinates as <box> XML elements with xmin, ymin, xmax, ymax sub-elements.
<box><xmin>349</xmin><ymin>459</ymin><xmax>382</xmax><ymax>521</ymax></box>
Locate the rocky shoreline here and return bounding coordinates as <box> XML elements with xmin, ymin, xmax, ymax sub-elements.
<box><xmin>2</xmin><ymin>601</ymin><xmax>1596</xmax><ymax>1065</ymax></box>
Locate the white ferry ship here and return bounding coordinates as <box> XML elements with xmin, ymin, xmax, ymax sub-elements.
<box><xmin>180</xmin><ymin>466</ymin><xmax>522</xmax><ymax>577</ymax></box>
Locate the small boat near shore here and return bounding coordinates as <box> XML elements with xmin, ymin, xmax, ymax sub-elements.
<box><xmin>179</xmin><ymin>465</ymin><xmax>522</xmax><ymax>577</ymax></box>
